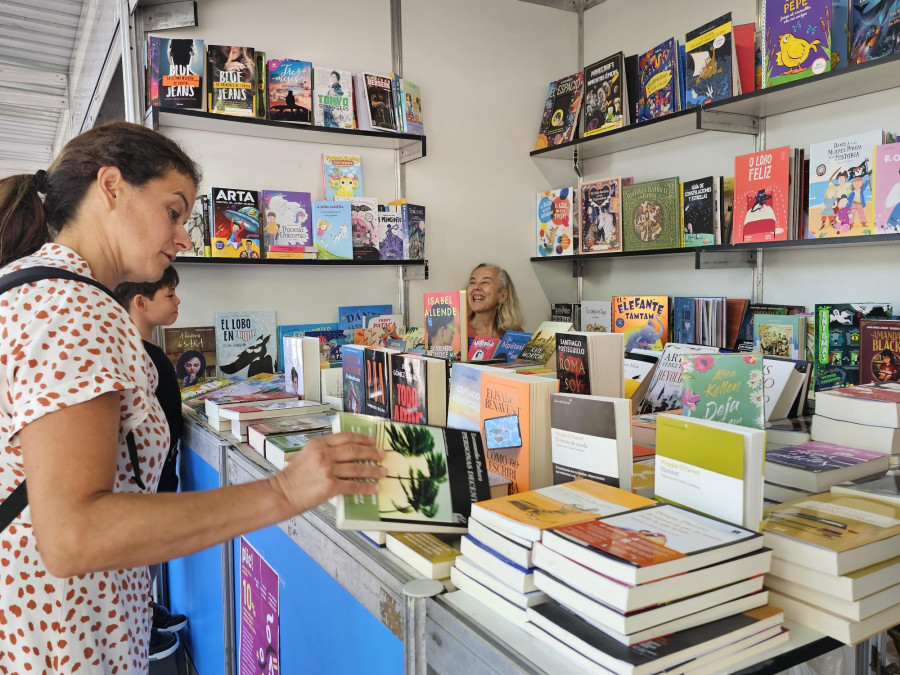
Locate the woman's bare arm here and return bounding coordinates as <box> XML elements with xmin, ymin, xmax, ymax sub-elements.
<box><xmin>20</xmin><ymin>391</ymin><xmax>384</xmax><ymax>577</ymax></box>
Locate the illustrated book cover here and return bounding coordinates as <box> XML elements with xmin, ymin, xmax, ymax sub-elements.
<box><xmin>874</xmin><ymin>140</ymin><xmax>900</xmax><ymax>233</ymax></box>
<box><xmin>360</xmin><ymin>73</ymin><xmax>398</xmax><ymax>132</ymax></box>
<box><xmin>394</xmin><ymin>75</ymin><xmax>424</xmax><ymax>135</ymax></box>
<box><xmin>311</xmin><ymin>201</ymin><xmax>353</xmax><ymax>260</ymax></box>
<box><xmin>582</xmin><ymin>53</ymin><xmax>626</xmax><ymax>137</ymax></box>
<box><xmin>535</xmin><ymin>72</ymin><xmax>584</xmax><ymax>149</ymax></box>
<box><xmin>860</xmin><ymin>319</ymin><xmax>900</xmax><ymax>385</ymax></box>
<box><xmin>210</xmin><ymin>187</ymin><xmax>260</xmax><ymax>258</ymax></box>
<box><xmin>260</xmin><ymin>190</ymin><xmax>313</xmax><ymax>255</ymax></box>
<box><xmin>621</xmin><ymin>178</ymin><xmax>681</xmax><ymax>252</ymax></box>
<box><xmin>612</xmin><ymin>296</ymin><xmax>669</xmax><ymax>352</ymax></box>
<box><xmin>207</xmin><ymin>45</ymin><xmax>256</xmax><ymax>116</ymax></box>
<box><xmin>850</xmin><ymin>0</ymin><xmax>900</xmax><ymax>64</ymax></box>
<box><xmin>342</xmin><ymin>344</ymin><xmax>366</xmax><ymax>414</ymax></box>
<box><xmin>815</xmin><ymin>302</ymin><xmax>892</xmax><ymax>390</ymax></box>
<box><xmin>580</xmin><ymin>177</ymin><xmax>625</xmax><ymax>254</ymax></box>
<box><xmin>350</xmin><ymin>197</ymin><xmax>380</xmax><ymax>260</ymax></box>
<box><xmin>635</xmin><ymin>37</ymin><xmax>679</xmax><ymax>123</ymax></box>
<box><xmin>424</xmin><ymin>291</ymin><xmax>466</xmax><ymax>362</ymax></box>
<box><xmin>683</xmin><ymin>13</ymin><xmax>737</xmax><ymax>107</ymax></box>
<box><xmin>162</xmin><ymin>326</ymin><xmax>217</xmax><ymax>386</ymax></box>
<box><xmin>267</xmin><ymin>58</ymin><xmax>313</xmax><ymax>124</ymax></box>
<box><xmin>147</xmin><ymin>37</ymin><xmax>203</xmax><ymax>109</ymax></box>
<box><xmin>536</xmin><ymin>188</ymin><xmax>576</xmax><ymax>257</ymax></box>
<box><xmin>214</xmin><ymin>310</ymin><xmax>277</xmax><ymax>379</ymax></box>
<box><xmin>762</xmin><ymin>0</ymin><xmax>833</xmax><ymax>88</ymax></box>
<box><xmin>312</xmin><ymin>67</ymin><xmax>354</xmax><ymax>128</ymax></box>
<box><xmin>682</xmin><ymin>176</ymin><xmax>719</xmax><ymax>246</ymax></box>
<box><xmin>338</xmin><ymin>305</ymin><xmax>393</xmax><ymax>330</ymax></box>
<box><xmin>321</xmin><ymin>153</ymin><xmax>363</xmax><ymax>201</ymax></box>
<box><xmin>680</xmin><ymin>352</ymin><xmax>765</xmax><ymax>429</ymax></box>
<box><xmin>732</xmin><ymin>146</ymin><xmax>791</xmax><ymax>243</ymax></box>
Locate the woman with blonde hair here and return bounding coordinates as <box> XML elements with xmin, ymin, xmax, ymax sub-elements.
<box><xmin>466</xmin><ymin>262</ymin><xmax>523</xmax><ymax>339</ymax></box>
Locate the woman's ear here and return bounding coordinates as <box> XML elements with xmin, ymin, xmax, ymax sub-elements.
<box><xmin>498</xmin><ymin>288</ymin><xmax>509</xmax><ymax>305</ymax></box>
<box><xmin>96</xmin><ymin>166</ymin><xmax>125</xmax><ymax>210</ymax></box>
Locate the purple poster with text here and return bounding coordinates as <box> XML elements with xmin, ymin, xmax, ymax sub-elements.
<box><xmin>239</xmin><ymin>537</ymin><xmax>280</xmax><ymax>675</ymax></box>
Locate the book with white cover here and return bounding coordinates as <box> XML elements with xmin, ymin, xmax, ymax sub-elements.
<box><xmin>764</xmin><ymin>575</ymin><xmax>900</xmax><ymax>622</ymax></box>
<box><xmin>581</xmin><ymin>300</ymin><xmax>612</xmax><ymax>333</ymax></box>
<box><xmin>768</xmin><ymin>590</ymin><xmax>900</xmax><ymax>645</ymax></box>
<box><xmin>449</xmin><ymin>566</ymin><xmax>527</xmax><ymax>627</ymax></box>
<box><xmin>283</xmin><ymin>335</ymin><xmax>322</xmax><ymax>400</ymax></box>
<box><xmin>466</xmin><ymin>516</ymin><xmax>533</xmax><ymax>568</ymax></box>
<box><xmin>768</xmin><ymin>554</ymin><xmax>900</xmax><ymax>602</ymax></box>
<box><xmin>813</xmin><ymin>381</ymin><xmax>900</xmax><ymax>428</ymax></box>
<box><xmin>453</xmin><ymin>555</ymin><xmax>546</xmax><ymax>608</ymax></box>
<box><xmin>765</xmin><ymin>442</ymin><xmax>891</xmax><ymax>492</ymax></box>
<box><xmin>459</xmin><ymin>535</ymin><xmax>537</xmax><ymax>594</ymax></box>
<box><xmin>811</xmin><ymin>415</ymin><xmax>900</xmax><ymax>455</ymax></box>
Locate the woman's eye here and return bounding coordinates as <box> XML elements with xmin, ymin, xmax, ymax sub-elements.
<box><xmin>169</xmin><ymin>209</ymin><xmax>179</xmax><ymax>220</ymax></box>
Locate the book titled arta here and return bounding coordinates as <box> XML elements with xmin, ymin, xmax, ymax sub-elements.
<box><xmin>210</xmin><ymin>187</ymin><xmax>260</xmax><ymax>258</ymax></box>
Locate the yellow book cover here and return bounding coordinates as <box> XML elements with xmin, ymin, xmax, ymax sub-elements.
<box><xmin>472</xmin><ymin>478</ymin><xmax>654</xmax><ymax>532</ymax></box>
<box><xmin>387</xmin><ymin>532</ymin><xmax>460</xmax><ymax>564</ymax></box>
<box><xmin>763</xmin><ymin>493</ymin><xmax>900</xmax><ymax>552</ymax></box>
<box><xmin>612</xmin><ymin>296</ymin><xmax>669</xmax><ymax>351</ymax></box>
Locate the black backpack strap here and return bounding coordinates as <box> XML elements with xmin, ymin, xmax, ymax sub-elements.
<box><xmin>0</xmin><ymin>266</ymin><xmax>144</xmax><ymax>532</ymax></box>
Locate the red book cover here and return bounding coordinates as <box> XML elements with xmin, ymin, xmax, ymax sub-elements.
<box><xmin>860</xmin><ymin>320</ymin><xmax>900</xmax><ymax>385</ymax></box>
<box><xmin>733</xmin><ymin>23</ymin><xmax>756</xmax><ymax>95</ymax></box>
<box><xmin>731</xmin><ymin>146</ymin><xmax>791</xmax><ymax>243</ymax></box>
<box><xmin>467</xmin><ymin>336</ymin><xmax>499</xmax><ymax>361</ymax></box>
<box><xmin>424</xmin><ymin>291</ymin><xmax>467</xmax><ymax>362</ymax></box>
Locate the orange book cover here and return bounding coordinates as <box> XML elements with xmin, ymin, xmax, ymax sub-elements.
<box><xmin>612</xmin><ymin>296</ymin><xmax>669</xmax><ymax>351</ymax></box>
<box><xmin>424</xmin><ymin>291</ymin><xmax>467</xmax><ymax>362</ymax></box>
<box><xmin>480</xmin><ymin>372</ymin><xmax>532</xmax><ymax>493</ymax></box>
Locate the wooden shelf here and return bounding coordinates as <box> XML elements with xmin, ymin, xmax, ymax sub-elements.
<box><xmin>151</xmin><ymin>108</ymin><xmax>425</xmax><ymax>162</ymax></box>
<box><xmin>174</xmin><ymin>256</ymin><xmax>428</xmax><ymax>268</ymax></box>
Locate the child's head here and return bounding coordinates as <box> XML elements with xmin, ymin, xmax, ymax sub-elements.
<box><xmin>114</xmin><ymin>265</ymin><xmax>180</xmax><ymax>328</ymax></box>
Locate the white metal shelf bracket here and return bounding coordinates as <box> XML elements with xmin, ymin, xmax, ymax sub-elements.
<box><xmin>694</xmin><ymin>249</ymin><xmax>757</xmax><ymax>270</ymax></box>
<box><xmin>699</xmin><ymin>110</ymin><xmax>759</xmax><ymax>135</ymax></box>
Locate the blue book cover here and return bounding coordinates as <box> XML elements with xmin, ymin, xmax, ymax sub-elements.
<box><xmin>673</xmin><ymin>297</ymin><xmax>696</xmax><ymax>345</ymax></box>
<box><xmin>322</xmin><ymin>153</ymin><xmax>363</xmax><ymax>200</ymax></box>
<box><xmin>312</xmin><ymin>201</ymin><xmax>353</xmax><ymax>260</ymax></box>
<box><xmin>447</xmin><ymin>363</ymin><xmax>483</xmax><ymax>431</ymax></box>
<box><xmin>683</xmin><ymin>13</ymin><xmax>735</xmax><ymax>108</ymax></box>
<box><xmin>851</xmin><ymin>0</ymin><xmax>900</xmax><ymax>64</ymax></box>
<box><xmin>635</xmin><ymin>37</ymin><xmax>678</xmax><ymax>122</ymax></box>
<box><xmin>766</xmin><ymin>441</ymin><xmax>887</xmax><ymax>471</ymax></box>
<box><xmin>342</xmin><ymin>344</ymin><xmax>366</xmax><ymax>414</ymax></box>
<box><xmin>406</xmin><ymin>204</ymin><xmax>426</xmax><ymax>261</ymax></box>
<box><xmin>276</xmin><ymin>322</ymin><xmax>338</xmax><ymax>371</ymax></box>
<box><xmin>214</xmin><ymin>310</ymin><xmax>277</xmax><ymax>379</ymax></box>
<box><xmin>493</xmin><ymin>331</ymin><xmax>533</xmax><ymax>362</ymax></box>
<box><xmin>338</xmin><ymin>304</ymin><xmax>393</xmax><ymax>330</ymax></box>
<box><xmin>303</xmin><ymin>329</ymin><xmax>355</xmax><ymax>363</ymax></box>
<box><xmin>833</xmin><ymin>0</ymin><xmax>852</xmax><ymax>68</ymax></box>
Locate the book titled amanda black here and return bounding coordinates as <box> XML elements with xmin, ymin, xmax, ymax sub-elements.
<box><xmin>332</xmin><ymin>413</ymin><xmax>492</xmax><ymax>533</ymax></box>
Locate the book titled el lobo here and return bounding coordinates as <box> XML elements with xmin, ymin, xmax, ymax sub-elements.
<box><xmin>332</xmin><ymin>413</ymin><xmax>491</xmax><ymax>533</ymax></box>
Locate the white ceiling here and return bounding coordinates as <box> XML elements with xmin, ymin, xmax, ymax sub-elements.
<box><xmin>0</xmin><ymin>0</ymin><xmax>85</xmax><ymax>178</ymax></box>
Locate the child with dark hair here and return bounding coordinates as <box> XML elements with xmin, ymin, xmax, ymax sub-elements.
<box><xmin>114</xmin><ymin>265</ymin><xmax>189</xmax><ymax>656</ymax></box>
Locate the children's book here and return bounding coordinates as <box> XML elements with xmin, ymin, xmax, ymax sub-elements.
<box><xmin>162</xmin><ymin>326</ymin><xmax>217</xmax><ymax>386</ymax></box>
<box><xmin>860</xmin><ymin>319</ymin><xmax>900</xmax><ymax>385</ymax></box>
<box><xmin>341</xmin><ymin>344</ymin><xmax>366</xmax><ymax>414</ymax></box>
<box><xmin>536</xmin><ymin>188</ymin><xmax>576</xmax><ymax>257</ymax></box>
<box><xmin>332</xmin><ymin>412</ymin><xmax>491</xmax><ymax>533</ymax></box>
<box><xmin>394</xmin><ymin>75</ymin><xmax>424</xmax><ymax>135</ymax></box>
<box><xmin>876</xmin><ymin>141</ymin><xmax>900</xmax><ymax>235</ymax></box>
<box><xmin>612</xmin><ymin>296</ymin><xmax>669</xmax><ymax>352</ymax></box>
<box><xmin>209</xmin><ymin>187</ymin><xmax>260</xmax><ymax>258</ymax></box>
<box><xmin>275</xmin><ymin>323</ymin><xmax>338</xmax><ymax>371</ymax></box>
<box><xmin>808</xmin><ymin>130</ymin><xmax>888</xmax><ymax>238</ymax></box>
<box><xmin>401</xmin><ymin>203</ymin><xmax>426</xmax><ymax>260</ymax></box>
<box><xmin>468</xmin><ymin>336</ymin><xmax>500</xmax><ymax>361</ymax></box>
<box><xmin>682</xmin><ymin>176</ymin><xmax>719</xmax><ymax>246</ymax></box>
<box><xmin>179</xmin><ymin>194</ymin><xmax>209</xmax><ymax>258</ymax></box>
<box><xmin>358</xmin><ymin>73</ymin><xmax>398</xmax><ymax>132</ymax></box>
<box><xmin>735</xmin><ymin>303</ymin><xmax>805</xmax><ymax>352</ymax></box>
<box><xmin>580</xmin><ymin>178</ymin><xmax>625</xmax><ymax>254</ymax></box>
<box><xmin>731</xmin><ymin>146</ymin><xmax>791</xmax><ymax>243</ymax></box>
<box><xmin>207</xmin><ymin>45</ymin><xmax>256</xmax><ymax>116</ymax></box>
<box><xmin>815</xmin><ymin>302</ymin><xmax>893</xmax><ymax>390</ymax></box>
<box><xmin>762</xmin><ymin>0</ymin><xmax>833</xmax><ymax>88</ymax></box>
<box><xmin>582</xmin><ymin>53</ymin><xmax>626</xmax><ymax>137</ymax></box>
<box><xmin>377</xmin><ymin>209</ymin><xmax>406</xmax><ymax>260</ymax></box>
<box><xmin>266</xmin><ymin>58</ymin><xmax>312</xmax><ymax>124</ymax></box>
<box><xmin>656</xmin><ymin>414</ymin><xmax>765</xmax><ymax>530</ymax></box>
<box><xmin>214</xmin><ymin>311</ymin><xmax>277</xmax><ymax>379</ymax></box>
<box><xmin>581</xmin><ymin>301</ymin><xmax>612</xmax><ymax>333</ymax></box>
<box><xmin>349</xmin><ymin>197</ymin><xmax>380</xmax><ymax>260</ymax></box>
<box><xmin>534</xmin><ymin>72</ymin><xmax>584</xmax><ymax>149</ymax></box>
<box><xmin>311</xmin><ymin>201</ymin><xmax>352</xmax><ymax>260</ymax></box>
<box><xmin>680</xmin><ymin>353</ymin><xmax>765</xmax><ymax>429</ymax></box>
<box><xmin>321</xmin><ymin>153</ymin><xmax>363</xmax><ymax>201</ymax></box>
<box><xmin>303</xmin><ymin>328</ymin><xmax>355</xmax><ymax>365</ymax></box>
<box><xmin>424</xmin><ymin>291</ymin><xmax>467</xmax><ymax>362</ymax></box>
<box><xmin>683</xmin><ymin>13</ymin><xmax>737</xmax><ymax>108</ymax></box>
<box><xmin>494</xmin><ymin>331</ymin><xmax>533</xmax><ymax>363</ymax></box>
<box><xmin>338</xmin><ymin>305</ymin><xmax>393</xmax><ymax>330</ymax></box>
<box><xmin>850</xmin><ymin>0</ymin><xmax>900</xmax><ymax>64</ymax></box>
<box><xmin>312</xmin><ymin>67</ymin><xmax>354</xmax><ymax>129</ymax></box>
<box><xmin>260</xmin><ymin>190</ymin><xmax>313</xmax><ymax>255</ymax></box>
<box><xmin>518</xmin><ymin>320</ymin><xmax>574</xmax><ymax>365</ymax></box>
<box><xmin>635</xmin><ymin>37</ymin><xmax>679</xmax><ymax>123</ymax></box>
<box><xmin>753</xmin><ymin>314</ymin><xmax>806</xmax><ymax>359</ymax></box>
<box><xmin>620</xmin><ymin>178</ymin><xmax>681</xmax><ymax>252</ymax></box>
<box><xmin>148</xmin><ymin>37</ymin><xmax>203</xmax><ymax>109</ymax></box>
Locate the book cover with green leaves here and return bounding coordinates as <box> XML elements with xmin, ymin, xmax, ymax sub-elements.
<box><xmin>621</xmin><ymin>177</ymin><xmax>681</xmax><ymax>252</ymax></box>
<box><xmin>332</xmin><ymin>413</ymin><xmax>491</xmax><ymax>533</ymax></box>
<box><xmin>680</xmin><ymin>353</ymin><xmax>765</xmax><ymax>429</ymax></box>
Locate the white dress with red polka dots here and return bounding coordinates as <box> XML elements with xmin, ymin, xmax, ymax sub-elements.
<box><xmin>0</xmin><ymin>244</ymin><xmax>168</xmax><ymax>674</ymax></box>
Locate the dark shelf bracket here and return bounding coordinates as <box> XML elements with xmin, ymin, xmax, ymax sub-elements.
<box><xmin>699</xmin><ymin>110</ymin><xmax>759</xmax><ymax>135</ymax></box>
<box><xmin>572</xmin><ymin>259</ymin><xmax>584</xmax><ymax>278</ymax></box>
<box><xmin>695</xmin><ymin>248</ymin><xmax>757</xmax><ymax>270</ymax></box>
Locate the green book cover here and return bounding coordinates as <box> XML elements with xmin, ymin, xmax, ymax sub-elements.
<box><xmin>680</xmin><ymin>353</ymin><xmax>764</xmax><ymax>429</ymax></box>
<box><xmin>621</xmin><ymin>177</ymin><xmax>681</xmax><ymax>252</ymax></box>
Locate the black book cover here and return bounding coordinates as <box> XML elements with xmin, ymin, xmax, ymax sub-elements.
<box><xmin>623</xmin><ymin>53</ymin><xmax>639</xmax><ymax>124</ymax></box>
<box><xmin>364</xmin><ymin>348</ymin><xmax>391</xmax><ymax>418</ymax></box>
<box><xmin>556</xmin><ymin>333</ymin><xmax>591</xmax><ymax>395</ymax></box>
<box><xmin>391</xmin><ymin>354</ymin><xmax>427</xmax><ymax>424</ymax></box>
<box><xmin>207</xmin><ymin>44</ymin><xmax>256</xmax><ymax>116</ymax></box>
<box><xmin>682</xmin><ymin>176</ymin><xmax>717</xmax><ymax>246</ymax></box>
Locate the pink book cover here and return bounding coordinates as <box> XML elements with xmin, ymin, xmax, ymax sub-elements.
<box><xmin>874</xmin><ymin>142</ymin><xmax>900</xmax><ymax>234</ymax></box>
<box><xmin>732</xmin><ymin>146</ymin><xmax>791</xmax><ymax>243</ymax></box>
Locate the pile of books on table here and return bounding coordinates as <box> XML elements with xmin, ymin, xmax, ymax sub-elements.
<box><xmin>453</xmin><ymin>479</ymin><xmax>790</xmax><ymax>673</ymax></box>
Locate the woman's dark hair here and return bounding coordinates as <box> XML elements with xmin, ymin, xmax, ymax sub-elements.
<box><xmin>176</xmin><ymin>349</ymin><xmax>206</xmax><ymax>379</ymax></box>
<box><xmin>0</xmin><ymin>121</ymin><xmax>201</xmax><ymax>268</ymax></box>
<box><xmin>425</xmin><ymin>302</ymin><xmax>455</xmax><ymax>338</ymax></box>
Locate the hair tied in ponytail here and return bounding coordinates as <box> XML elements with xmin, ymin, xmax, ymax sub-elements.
<box><xmin>33</xmin><ymin>170</ymin><xmax>48</xmax><ymax>194</ymax></box>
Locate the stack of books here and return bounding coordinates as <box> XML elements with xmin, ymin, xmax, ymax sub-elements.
<box><xmin>451</xmin><ymin>480</ymin><xmax>654</xmax><ymax>626</ymax></box>
<box><xmin>385</xmin><ymin>532</ymin><xmax>460</xmax><ymax>590</ymax></box>
<box><xmin>763</xmin><ymin>492</ymin><xmax>900</xmax><ymax>644</ymax></box>
<box><xmin>525</xmin><ymin>501</ymin><xmax>786</xmax><ymax>673</ymax></box>
<box><xmin>811</xmin><ymin>382</ymin><xmax>900</xmax><ymax>456</ymax></box>
<box><xmin>218</xmin><ymin>398</ymin><xmax>333</xmax><ymax>443</ymax></box>
<box><xmin>763</xmin><ymin>441</ymin><xmax>891</xmax><ymax>504</ymax></box>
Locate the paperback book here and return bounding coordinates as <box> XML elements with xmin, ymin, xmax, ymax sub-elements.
<box><xmin>214</xmin><ymin>311</ymin><xmax>277</xmax><ymax>379</ymax></box>
<box><xmin>683</xmin><ymin>13</ymin><xmax>737</xmax><ymax>107</ymax></box>
<box><xmin>180</xmin><ymin>195</ymin><xmax>209</xmax><ymax>258</ymax></box>
<box><xmin>311</xmin><ymin>201</ymin><xmax>353</xmax><ymax>260</ymax></box>
<box><xmin>732</xmin><ymin>146</ymin><xmax>791</xmax><ymax>243</ymax></box>
<box><xmin>634</xmin><ymin>37</ymin><xmax>679</xmax><ymax>122</ymax></box>
<box><xmin>260</xmin><ymin>190</ymin><xmax>313</xmax><ymax>254</ymax></box>
<box><xmin>680</xmin><ymin>352</ymin><xmax>765</xmax><ymax>429</ymax></box>
<box><xmin>312</xmin><ymin>67</ymin><xmax>354</xmax><ymax>128</ymax></box>
<box><xmin>494</xmin><ymin>331</ymin><xmax>533</xmax><ymax>363</ymax></box>
<box><xmin>621</xmin><ymin>178</ymin><xmax>681</xmax><ymax>252</ymax></box>
<box><xmin>535</xmin><ymin>72</ymin><xmax>584</xmax><ymax>149</ymax></box>
<box><xmin>332</xmin><ymin>413</ymin><xmax>491</xmax><ymax>533</ymax></box>
<box><xmin>341</xmin><ymin>344</ymin><xmax>366</xmax><ymax>414</ymax></box>
<box><xmin>447</xmin><ymin>363</ymin><xmax>485</xmax><ymax>432</ymax></box>
<box><xmin>394</xmin><ymin>75</ymin><xmax>424</xmax><ymax>135</ymax></box>
<box><xmin>766</xmin><ymin>441</ymin><xmax>891</xmax><ymax>492</ymax></box>
<box><xmin>147</xmin><ymin>37</ymin><xmax>203</xmax><ymax>109</ymax></box>
<box><xmin>338</xmin><ymin>304</ymin><xmax>393</xmax><ymax>330</ymax></box>
<box><xmin>638</xmin><ymin>343</ymin><xmax>723</xmax><ymax>414</ymax></box>
<box><xmin>468</xmin><ymin>336</ymin><xmax>499</xmax><ymax>361</ymax></box>
<box><xmin>518</xmin><ymin>320</ymin><xmax>574</xmax><ymax>365</ymax></box>
<box><xmin>207</xmin><ymin>45</ymin><xmax>256</xmax><ymax>116</ymax></box>
<box><xmin>612</xmin><ymin>295</ymin><xmax>669</xmax><ymax>352</ymax></box>
<box><xmin>424</xmin><ymin>291</ymin><xmax>467</xmax><ymax>362</ymax></box>
<box><xmin>815</xmin><ymin>302</ymin><xmax>892</xmax><ymax>390</ymax></box>
<box><xmin>358</xmin><ymin>73</ymin><xmax>398</xmax><ymax>132</ymax></box>
<box><xmin>390</xmin><ymin>353</ymin><xmax>447</xmax><ymax>426</ymax></box>
<box><xmin>210</xmin><ymin>187</ymin><xmax>261</xmax><ymax>258</ymax></box>
<box><xmin>377</xmin><ymin>209</ymin><xmax>406</xmax><ymax>260</ymax></box>
<box><xmin>266</xmin><ymin>58</ymin><xmax>312</xmax><ymax>123</ymax></box>
<box><xmin>322</xmin><ymin>153</ymin><xmax>363</xmax><ymax>201</ymax></box>
<box><xmin>874</xmin><ymin>141</ymin><xmax>900</xmax><ymax>233</ymax></box>
<box><xmin>682</xmin><ymin>176</ymin><xmax>719</xmax><ymax>246</ymax></box>
<box><xmin>348</xmin><ymin>197</ymin><xmax>380</xmax><ymax>260</ymax></box>
<box><xmin>580</xmin><ymin>178</ymin><xmax>625</xmax><ymax>254</ymax></box>
<box><xmin>582</xmin><ymin>53</ymin><xmax>626</xmax><ymax>137</ymax></box>
<box><xmin>162</xmin><ymin>326</ymin><xmax>217</xmax><ymax>386</ymax></box>
<box><xmin>762</xmin><ymin>0</ymin><xmax>833</xmax><ymax>88</ymax></box>
<box><xmin>364</xmin><ymin>347</ymin><xmax>394</xmax><ymax>419</ymax></box>
<box><xmin>581</xmin><ymin>300</ymin><xmax>612</xmax><ymax>333</ymax></box>
<box><xmin>850</xmin><ymin>0</ymin><xmax>900</xmax><ymax>64</ymax></box>
<box><xmin>860</xmin><ymin>319</ymin><xmax>900</xmax><ymax>385</ymax></box>
<box><xmin>536</xmin><ymin>188</ymin><xmax>576</xmax><ymax>257</ymax></box>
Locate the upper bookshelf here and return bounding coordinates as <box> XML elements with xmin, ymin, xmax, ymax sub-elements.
<box><xmin>530</xmin><ymin>53</ymin><xmax>900</xmax><ymax>161</ymax></box>
<box><xmin>149</xmin><ymin>108</ymin><xmax>426</xmax><ymax>163</ymax></box>
<box><xmin>174</xmin><ymin>256</ymin><xmax>428</xmax><ymax>268</ymax></box>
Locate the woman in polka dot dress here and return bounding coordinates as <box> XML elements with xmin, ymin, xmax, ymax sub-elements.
<box><xmin>0</xmin><ymin>122</ymin><xmax>386</xmax><ymax>674</ymax></box>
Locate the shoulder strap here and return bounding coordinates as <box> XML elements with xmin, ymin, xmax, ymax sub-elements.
<box><xmin>0</xmin><ymin>265</ymin><xmax>143</xmax><ymax>533</ymax></box>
